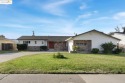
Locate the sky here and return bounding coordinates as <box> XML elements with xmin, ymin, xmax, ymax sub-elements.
<box><xmin>0</xmin><ymin>0</ymin><xmax>125</xmax><ymax>39</ymax></box>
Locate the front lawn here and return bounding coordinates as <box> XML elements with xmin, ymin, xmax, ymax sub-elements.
<box><xmin>0</xmin><ymin>53</ymin><xmax>125</xmax><ymax>74</ymax></box>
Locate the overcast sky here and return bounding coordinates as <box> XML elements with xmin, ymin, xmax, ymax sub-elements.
<box><xmin>0</xmin><ymin>0</ymin><xmax>125</xmax><ymax>39</ymax></box>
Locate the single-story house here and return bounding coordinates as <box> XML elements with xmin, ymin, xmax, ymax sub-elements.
<box><xmin>66</xmin><ymin>30</ymin><xmax>120</xmax><ymax>53</ymax></box>
<box><xmin>18</xmin><ymin>35</ymin><xmax>71</xmax><ymax>51</ymax></box>
<box><xmin>0</xmin><ymin>35</ymin><xmax>17</xmax><ymax>51</ymax></box>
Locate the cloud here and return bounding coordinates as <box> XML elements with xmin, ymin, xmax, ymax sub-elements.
<box><xmin>76</xmin><ymin>11</ymin><xmax>98</xmax><ymax>21</ymax></box>
<box><xmin>86</xmin><ymin>17</ymin><xmax>109</xmax><ymax>22</ymax></box>
<box><xmin>77</xmin><ymin>13</ymin><xmax>92</xmax><ymax>19</ymax></box>
<box><xmin>80</xmin><ymin>3</ymin><xmax>87</xmax><ymax>10</ymax></box>
<box><xmin>93</xmin><ymin>11</ymin><xmax>98</xmax><ymax>13</ymax></box>
<box><xmin>113</xmin><ymin>12</ymin><xmax>125</xmax><ymax>20</ymax></box>
<box><xmin>0</xmin><ymin>24</ymin><xmax>33</xmax><ymax>29</ymax></box>
<box><xmin>41</xmin><ymin>0</ymin><xmax>74</xmax><ymax>16</ymax></box>
<box><xmin>19</xmin><ymin>0</ymin><xmax>75</xmax><ymax>16</ymax></box>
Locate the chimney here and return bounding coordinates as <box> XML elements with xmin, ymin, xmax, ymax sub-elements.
<box><xmin>32</xmin><ymin>31</ymin><xmax>35</xmax><ymax>36</ymax></box>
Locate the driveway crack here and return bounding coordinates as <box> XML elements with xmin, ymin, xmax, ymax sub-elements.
<box><xmin>0</xmin><ymin>74</ymin><xmax>9</xmax><ymax>80</ymax></box>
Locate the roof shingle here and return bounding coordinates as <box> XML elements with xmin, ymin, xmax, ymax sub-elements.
<box><xmin>18</xmin><ymin>36</ymin><xmax>71</xmax><ymax>41</ymax></box>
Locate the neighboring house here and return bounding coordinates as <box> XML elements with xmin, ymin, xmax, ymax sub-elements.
<box><xmin>110</xmin><ymin>30</ymin><xmax>125</xmax><ymax>51</ymax></box>
<box><xmin>18</xmin><ymin>35</ymin><xmax>71</xmax><ymax>51</ymax></box>
<box><xmin>0</xmin><ymin>35</ymin><xmax>17</xmax><ymax>51</ymax></box>
<box><xmin>66</xmin><ymin>30</ymin><xmax>120</xmax><ymax>53</ymax></box>
<box><xmin>10</xmin><ymin>39</ymin><xmax>19</xmax><ymax>44</ymax></box>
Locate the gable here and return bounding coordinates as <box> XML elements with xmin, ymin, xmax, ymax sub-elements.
<box><xmin>73</xmin><ymin>31</ymin><xmax>119</xmax><ymax>41</ymax></box>
<box><xmin>70</xmin><ymin>30</ymin><xmax>120</xmax><ymax>41</ymax></box>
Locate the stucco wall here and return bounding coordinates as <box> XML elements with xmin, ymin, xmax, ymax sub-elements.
<box><xmin>112</xmin><ymin>33</ymin><xmax>125</xmax><ymax>51</ymax></box>
<box><xmin>18</xmin><ymin>40</ymin><xmax>47</xmax><ymax>46</ymax></box>
<box><xmin>68</xmin><ymin>40</ymin><xmax>73</xmax><ymax>52</ymax></box>
<box><xmin>68</xmin><ymin>31</ymin><xmax>119</xmax><ymax>52</ymax></box>
<box><xmin>112</xmin><ymin>33</ymin><xmax>125</xmax><ymax>45</ymax></box>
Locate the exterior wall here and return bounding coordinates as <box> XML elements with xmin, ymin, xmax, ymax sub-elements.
<box><xmin>28</xmin><ymin>46</ymin><xmax>41</xmax><ymax>51</ymax></box>
<box><xmin>18</xmin><ymin>40</ymin><xmax>67</xmax><ymax>51</ymax></box>
<box><xmin>18</xmin><ymin>40</ymin><xmax>47</xmax><ymax>46</ymax></box>
<box><xmin>54</xmin><ymin>42</ymin><xmax>67</xmax><ymax>51</ymax></box>
<box><xmin>68</xmin><ymin>31</ymin><xmax>119</xmax><ymax>52</ymax></box>
<box><xmin>112</xmin><ymin>33</ymin><xmax>125</xmax><ymax>45</ymax></box>
<box><xmin>18</xmin><ymin>40</ymin><xmax>48</xmax><ymax>51</ymax></box>
<box><xmin>68</xmin><ymin>40</ymin><xmax>73</xmax><ymax>52</ymax></box>
<box><xmin>11</xmin><ymin>39</ymin><xmax>19</xmax><ymax>44</ymax></box>
<box><xmin>112</xmin><ymin>33</ymin><xmax>125</xmax><ymax>52</ymax></box>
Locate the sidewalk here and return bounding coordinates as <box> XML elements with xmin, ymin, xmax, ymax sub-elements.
<box><xmin>0</xmin><ymin>74</ymin><xmax>125</xmax><ymax>83</ymax></box>
<box><xmin>0</xmin><ymin>74</ymin><xmax>85</xmax><ymax>83</ymax></box>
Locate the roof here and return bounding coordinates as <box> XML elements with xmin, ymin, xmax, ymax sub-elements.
<box><xmin>0</xmin><ymin>35</ymin><xmax>6</xmax><ymax>40</ymax></box>
<box><xmin>66</xmin><ymin>29</ymin><xmax>120</xmax><ymax>41</ymax></box>
<box><xmin>110</xmin><ymin>32</ymin><xmax>125</xmax><ymax>35</ymax></box>
<box><xmin>18</xmin><ymin>36</ymin><xmax>71</xmax><ymax>41</ymax></box>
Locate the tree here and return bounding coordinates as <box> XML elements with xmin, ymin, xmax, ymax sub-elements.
<box><xmin>114</xmin><ymin>26</ymin><xmax>125</xmax><ymax>33</ymax></box>
<box><xmin>115</xmin><ymin>26</ymin><xmax>120</xmax><ymax>32</ymax></box>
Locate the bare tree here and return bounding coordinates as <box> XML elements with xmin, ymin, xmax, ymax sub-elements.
<box><xmin>115</xmin><ymin>26</ymin><xmax>120</xmax><ymax>32</ymax></box>
<box><xmin>74</xmin><ymin>33</ymin><xmax>77</xmax><ymax>36</ymax></box>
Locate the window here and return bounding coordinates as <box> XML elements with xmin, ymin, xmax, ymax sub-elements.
<box><xmin>84</xmin><ymin>43</ymin><xmax>87</xmax><ymax>46</ymax></box>
<box><xmin>76</xmin><ymin>43</ymin><xmax>87</xmax><ymax>46</ymax></box>
<box><xmin>35</xmin><ymin>41</ymin><xmax>37</xmax><ymax>44</ymax></box>
<box><xmin>42</xmin><ymin>41</ymin><xmax>44</xmax><ymax>44</ymax></box>
<box><xmin>23</xmin><ymin>41</ymin><xmax>30</xmax><ymax>44</ymax></box>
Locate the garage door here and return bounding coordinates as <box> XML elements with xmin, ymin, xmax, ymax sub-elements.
<box><xmin>2</xmin><ymin>43</ymin><xmax>13</xmax><ymax>50</ymax></box>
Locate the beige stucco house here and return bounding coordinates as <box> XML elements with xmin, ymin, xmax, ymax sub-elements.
<box><xmin>66</xmin><ymin>30</ymin><xmax>120</xmax><ymax>53</ymax></box>
<box><xmin>0</xmin><ymin>35</ymin><xmax>17</xmax><ymax>51</ymax></box>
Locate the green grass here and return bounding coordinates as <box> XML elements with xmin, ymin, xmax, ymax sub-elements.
<box><xmin>0</xmin><ymin>53</ymin><xmax>125</xmax><ymax>74</ymax></box>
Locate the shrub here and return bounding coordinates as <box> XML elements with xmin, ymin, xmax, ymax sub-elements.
<box><xmin>53</xmin><ymin>52</ymin><xmax>66</xmax><ymax>59</ymax></box>
<box><xmin>91</xmin><ymin>48</ymin><xmax>99</xmax><ymax>54</ymax></box>
<box><xmin>17</xmin><ymin>44</ymin><xmax>27</xmax><ymax>51</ymax></box>
<box><xmin>70</xmin><ymin>51</ymin><xmax>77</xmax><ymax>53</ymax></box>
<box><xmin>101</xmin><ymin>42</ymin><xmax>116</xmax><ymax>54</ymax></box>
<box><xmin>72</xmin><ymin>45</ymin><xmax>79</xmax><ymax>52</ymax></box>
<box><xmin>113</xmin><ymin>48</ymin><xmax>122</xmax><ymax>54</ymax></box>
<box><xmin>40</xmin><ymin>46</ymin><xmax>48</xmax><ymax>51</ymax></box>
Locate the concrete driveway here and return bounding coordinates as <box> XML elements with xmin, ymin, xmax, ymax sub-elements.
<box><xmin>0</xmin><ymin>52</ymin><xmax>43</xmax><ymax>63</ymax></box>
<box><xmin>0</xmin><ymin>74</ymin><xmax>125</xmax><ymax>83</ymax></box>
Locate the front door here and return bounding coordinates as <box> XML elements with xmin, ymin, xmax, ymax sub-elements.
<box><xmin>49</xmin><ymin>42</ymin><xmax>54</xmax><ymax>49</ymax></box>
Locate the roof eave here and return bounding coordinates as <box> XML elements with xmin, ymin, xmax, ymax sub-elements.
<box><xmin>65</xmin><ymin>37</ymin><xmax>73</xmax><ymax>41</ymax></box>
